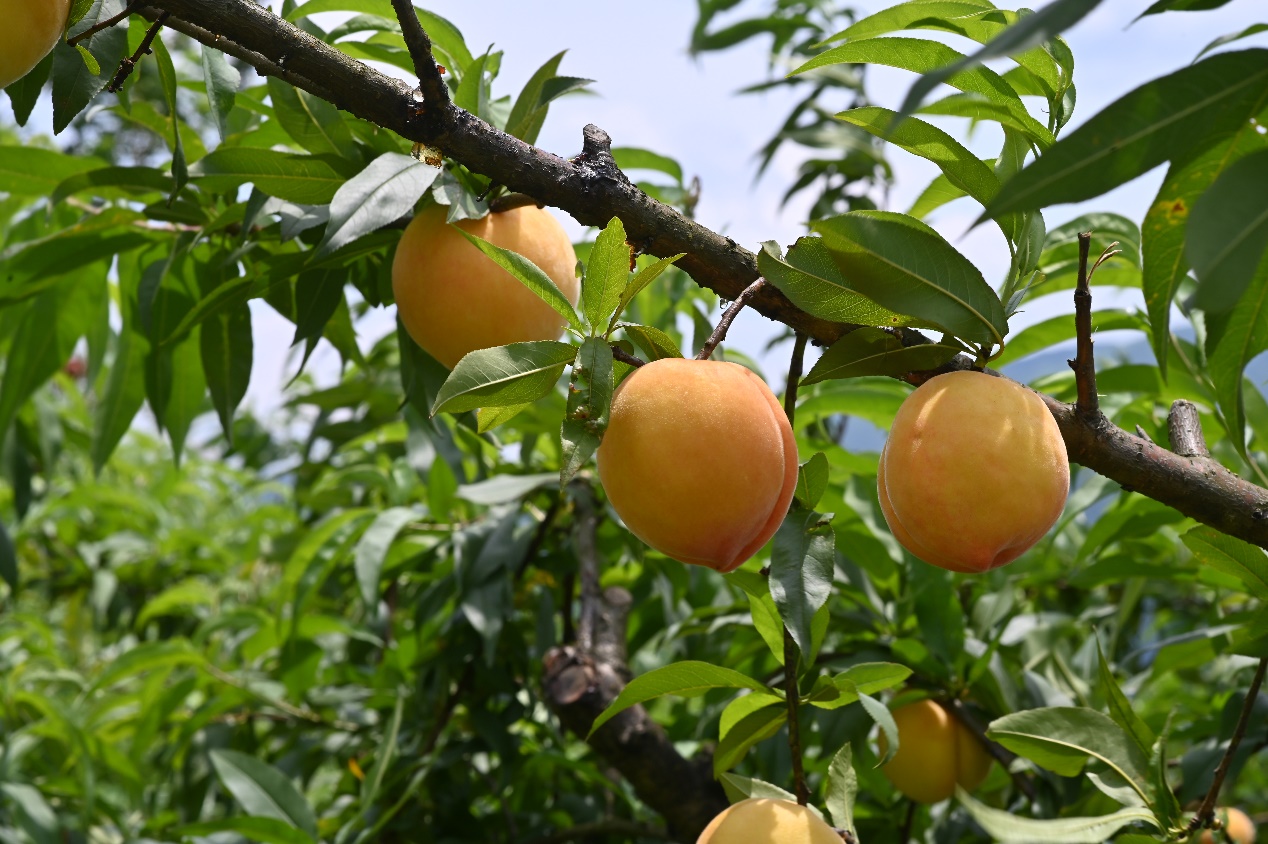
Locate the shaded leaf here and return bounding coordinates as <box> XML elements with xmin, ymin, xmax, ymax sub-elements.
<box><xmin>317</xmin><ymin>152</ymin><xmax>440</xmax><ymax>258</ymax></box>
<box><xmin>1188</xmin><ymin>148</ymin><xmax>1268</xmax><ymax>314</ymax></box>
<box><xmin>758</xmin><ymin>238</ymin><xmax>922</xmax><ymax>328</ymax></box>
<box><xmin>804</xmin><ymin>328</ymin><xmax>961</xmax><ymax>385</ymax></box>
<box><xmin>1182</xmin><ymin>525</ymin><xmax>1268</xmax><ymax>600</ymax></box>
<box><xmin>957</xmin><ymin>789</ymin><xmax>1158</xmax><ymax>843</ymax></box>
<box><xmin>770</xmin><ymin>505</ymin><xmax>835</xmax><ymax>657</ymax></box>
<box><xmin>210</xmin><ymin>750</ymin><xmax>318</xmax><ymax>839</ymax></box>
<box><xmin>431</xmin><ymin>342</ymin><xmax>576</xmax><ymax>415</ymax></box>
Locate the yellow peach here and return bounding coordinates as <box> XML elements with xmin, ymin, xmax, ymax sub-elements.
<box><xmin>878</xmin><ymin>370</ymin><xmax>1069</xmax><ymax>573</ymax></box>
<box><xmin>1199</xmin><ymin>808</ymin><xmax>1257</xmax><ymax>844</ymax></box>
<box><xmin>0</xmin><ymin>0</ymin><xmax>72</xmax><ymax>89</ymax></box>
<box><xmin>392</xmin><ymin>204</ymin><xmax>579</xmax><ymax>369</ymax></box>
<box><xmin>697</xmin><ymin>798</ymin><xmax>841</xmax><ymax>844</ymax></box>
<box><xmin>878</xmin><ymin>698</ymin><xmax>993</xmax><ymax>804</ymax></box>
<box><xmin>596</xmin><ymin>359</ymin><xmax>798</xmax><ymax>572</ymax></box>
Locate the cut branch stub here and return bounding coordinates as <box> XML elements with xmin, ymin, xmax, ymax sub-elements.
<box><xmin>1168</xmin><ymin>400</ymin><xmax>1211</xmax><ymax>458</ymax></box>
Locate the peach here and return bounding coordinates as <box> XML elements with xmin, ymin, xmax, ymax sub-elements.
<box><xmin>878</xmin><ymin>698</ymin><xmax>993</xmax><ymax>804</ymax></box>
<box><xmin>596</xmin><ymin>359</ymin><xmax>798</xmax><ymax>572</ymax></box>
<box><xmin>391</xmin><ymin>204</ymin><xmax>579</xmax><ymax>369</ymax></box>
<box><xmin>1199</xmin><ymin>808</ymin><xmax>1257</xmax><ymax>844</ymax></box>
<box><xmin>697</xmin><ymin>798</ymin><xmax>841</xmax><ymax>844</ymax></box>
<box><xmin>878</xmin><ymin>370</ymin><xmax>1069</xmax><ymax>573</ymax></box>
<box><xmin>0</xmin><ymin>0</ymin><xmax>72</xmax><ymax>89</ymax></box>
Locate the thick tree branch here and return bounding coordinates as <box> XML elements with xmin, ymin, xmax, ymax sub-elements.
<box><xmin>543</xmin><ymin>483</ymin><xmax>727</xmax><ymax>841</ymax></box>
<box><xmin>132</xmin><ymin>0</ymin><xmax>1268</xmax><ymax>549</ymax></box>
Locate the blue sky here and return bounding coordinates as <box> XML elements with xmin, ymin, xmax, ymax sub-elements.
<box><xmin>5</xmin><ymin>0</ymin><xmax>1266</xmax><ymax>420</ymax></box>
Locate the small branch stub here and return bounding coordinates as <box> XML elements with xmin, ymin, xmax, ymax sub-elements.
<box><xmin>1168</xmin><ymin>400</ymin><xmax>1211</xmax><ymax>458</ymax></box>
<box><xmin>1069</xmin><ymin>231</ymin><xmax>1099</xmax><ymax>419</ymax></box>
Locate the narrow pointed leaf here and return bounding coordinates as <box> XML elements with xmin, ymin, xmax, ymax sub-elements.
<box><xmin>431</xmin><ymin>341</ymin><xmax>576</xmax><ymax>415</ymax></box>
<box><xmin>1209</xmin><ymin>269</ymin><xmax>1268</xmax><ymax>460</ymax></box>
<box><xmin>317</xmin><ymin>152</ymin><xmax>440</xmax><ymax>258</ymax></box>
<box><xmin>803</xmin><ymin>328</ymin><xmax>961</xmax><ymax>385</ymax></box>
<box><xmin>1187</xmin><ymin>148</ymin><xmax>1268</xmax><ymax>313</ymax></box>
<box><xmin>826</xmin><ymin>743</ymin><xmax>859</xmax><ymax>836</ymax></box>
<box><xmin>811</xmin><ymin>211</ymin><xmax>1007</xmax><ymax>347</ymax></box>
<box><xmin>354</xmin><ymin>507</ymin><xmax>417</xmax><ymax>607</ymax></box>
<box><xmin>1182</xmin><ymin>526</ymin><xmax>1268</xmax><ymax>600</ymax></box>
<box><xmin>957</xmin><ymin>789</ymin><xmax>1159</xmax><ymax>843</ymax></box>
<box><xmin>794</xmin><ymin>452</ymin><xmax>829</xmax><ymax>510</ymax></box>
<box><xmin>986</xmin><ymin>49</ymin><xmax>1268</xmax><ymax>217</ymax></box>
<box><xmin>588</xmin><ymin>661</ymin><xmax>769</xmax><ymax>738</ymax></box>
<box><xmin>201</xmin><ymin>45</ymin><xmax>241</xmax><ymax>141</ymax></box>
<box><xmin>758</xmin><ymin>239</ymin><xmax>921</xmax><ymax>328</ymax></box>
<box><xmin>582</xmin><ymin>217</ymin><xmax>631</xmax><ymax>331</ymax></box>
<box><xmin>454</xmin><ymin>228</ymin><xmax>583</xmax><ymax>332</ymax></box>
<box><xmin>770</xmin><ymin>505</ymin><xmax>835</xmax><ymax>656</ymax></box>
<box><xmin>210</xmin><ymin>750</ymin><xmax>318</xmax><ymax>838</ymax></box>
<box><xmin>608</xmin><ymin>253</ymin><xmax>684</xmax><ymax>334</ymax></box>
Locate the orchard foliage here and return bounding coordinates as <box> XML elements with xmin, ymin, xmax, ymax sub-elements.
<box><xmin>0</xmin><ymin>0</ymin><xmax>1265</xmax><ymax>843</ymax></box>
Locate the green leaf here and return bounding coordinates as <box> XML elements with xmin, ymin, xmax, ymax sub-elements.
<box><xmin>769</xmin><ymin>505</ymin><xmax>835</xmax><ymax>658</ymax></box>
<box><xmin>135</xmin><ymin>579</ymin><xmax>215</xmax><ymax>628</ymax></box>
<box><xmin>612</xmin><ymin>147</ymin><xmax>684</xmax><ymax>184</ymax></box>
<box><xmin>986</xmin><ymin>49</ymin><xmax>1268</xmax><ymax>217</ymax></box>
<box><xmin>210</xmin><ymin>750</ymin><xmax>319</xmax><ymax>839</ymax></box>
<box><xmin>713</xmin><ymin>705</ymin><xmax>787</xmax><ymax>775</ymax></box>
<box><xmin>796</xmin><ymin>39</ymin><xmax>1051</xmax><ymax>148</ymax></box>
<box><xmin>1195</xmin><ymin>24</ymin><xmax>1268</xmax><ymax>62</ymax></box>
<box><xmin>1182</xmin><ymin>526</ymin><xmax>1268</xmax><ymax>600</ymax></box>
<box><xmin>1096</xmin><ymin>640</ymin><xmax>1155</xmax><ymax>757</ymax></box>
<box><xmin>189</xmin><ymin>148</ymin><xmax>356</xmax><ymax>204</ymax></box>
<box><xmin>176</xmin><ymin>817</ymin><xmax>316</xmax><ymax>844</ymax></box>
<box><xmin>837</xmin><ymin>106</ymin><xmax>1001</xmax><ymax>206</ymax></box>
<box><xmin>861</xmin><ymin>691</ymin><xmax>900</xmax><ymax>765</ymax></box>
<box><xmin>987</xmin><ymin>707</ymin><xmax>1152</xmax><ymax>805</ymax></box>
<box><xmin>49</xmin><ymin>165</ymin><xmax>172</xmax><ymax>206</ymax></box>
<box><xmin>52</xmin><ymin>0</ymin><xmax>127</xmax><ymax>134</ymax></box>
<box><xmin>201</xmin><ymin>45</ymin><xmax>241</xmax><ymax>141</ymax></box>
<box><xmin>267</xmin><ymin>76</ymin><xmax>359</xmax><ymax>160</ymax></box>
<box><xmin>1209</xmin><ymin>268</ymin><xmax>1268</xmax><ymax>462</ymax></box>
<box><xmin>718</xmin><ymin>773</ymin><xmax>802</xmax><ymax>806</ymax></box>
<box><xmin>431</xmin><ymin>341</ymin><xmax>576</xmax><ymax>415</ymax></box>
<box><xmin>893</xmin><ymin>0</ymin><xmax>1099</xmax><ymax>124</ymax></box>
<box><xmin>582</xmin><ymin>217</ymin><xmax>631</xmax><ymax>332</ymax></box>
<box><xmin>0</xmin><ymin>520</ymin><xmax>16</xmax><ymax>593</ymax></box>
<box><xmin>957</xmin><ymin>789</ymin><xmax>1159</xmax><ymax>843</ymax></box>
<box><xmin>804</xmin><ymin>328</ymin><xmax>961</xmax><ymax>386</ymax></box>
<box><xmin>608</xmin><ymin>253</ymin><xmax>684</xmax><ymax>334</ymax></box>
<box><xmin>0</xmin><ymin>275</ymin><xmax>101</xmax><ymax>444</ymax></box>
<box><xmin>317</xmin><ymin>152</ymin><xmax>440</xmax><ymax>258</ymax></box>
<box><xmin>454</xmin><ymin>228</ymin><xmax>583</xmax><ymax>332</ymax></box>
<box><xmin>1187</xmin><ymin>148</ymin><xmax>1268</xmax><ymax>314</ymax></box>
<box><xmin>354</xmin><ymin>507</ymin><xmax>417</xmax><ymax>607</ymax></box>
<box><xmin>811</xmin><ymin>211</ymin><xmax>1007</xmax><ymax>347</ymax></box>
<box><xmin>806</xmin><ymin>663</ymin><xmax>913</xmax><ymax>711</ymax></box>
<box><xmin>152</xmin><ymin>37</ymin><xmax>187</xmax><ymax>196</ymax></box>
<box><xmin>200</xmin><ymin>302</ymin><xmax>252</xmax><ymax>443</ymax></box>
<box><xmin>617</xmin><ymin>323</ymin><xmax>683</xmax><ymax>361</ymax></box>
<box><xmin>587</xmin><ymin>661</ymin><xmax>768</xmax><ymax>738</ymax></box>
<box><xmin>909</xmin><ymin>169</ymin><xmax>970</xmax><ymax>219</ymax></box>
<box><xmin>89</xmin><ymin>640</ymin><xmax>205</xmax><ymax>692</ymax></box>
<box><xmin>758</xmin><ymin>239</ymin><xmax>922</xmax><ymax>328</ymax></box>
<box><xmin>560</xmin><ymin>338</ymin><xmax>613</xmax><ymax>485</ymax></box>
<box><xmin>794</xmin><ymin>452</ymin><xmax>829</xmax><ymax>510</ymax></box>
<box><xmin>1138</xmin><ymin>0</ymin><xmax>1234</xmax><ymax>18</ymax></box>
<box><xmin>4</xmin><ymin>53</ymin><xmax>53</xmax><ymax>126</ymax></box>
<box><xmin>825</xmin><ymin>743</ymin><xmax>859</xmax><ymax>837</ymax></box>
<box><xmin>73</xmin><ymin>44</ymin><xmax>100</xmax><ymax>75</ymax></box>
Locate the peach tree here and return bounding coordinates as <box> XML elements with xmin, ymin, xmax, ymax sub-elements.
<box><xmin>0</xmin><ymin>0</ymin><xmax>1264</xmax><ymax>842</ymax></box>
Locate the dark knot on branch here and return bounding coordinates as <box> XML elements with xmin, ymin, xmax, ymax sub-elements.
<box><xmin>575</xmin><ymin>124</ymin><xmax>632</xmax><ymax>189</ymax></box>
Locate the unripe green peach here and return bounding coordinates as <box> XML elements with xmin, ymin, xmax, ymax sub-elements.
<box><xmin>697</xmin><ymin>798</ymin><xmax>841</xmax><ymax>844</ymax></box>
<box><xmin>878</xmin><ymin>370</ymin><xmax>1069</xmax><ymax>573</ymax></box>
<box><xmin>596</xmin><ymin>358</ymin><xmax>798</xmax><ymax>572</ymax></box>
<box><xmin>391</xmin><ymin>205</ymin><xmax>580</xmax><ymax>369</ymax></box>
<box><xmin>877</xmin><ymin>698</ymin><xmax>993</xmax><ymax>804</ymax></box>
<box><xmin>1199</xmin><ymin>808</ymin><xmax>1257</xmax><ymax>844</ymax></box>
<box><xmin>0</xmin><ymin>0</ymin><xmax>72</xmax><ymax>89</ymax></box>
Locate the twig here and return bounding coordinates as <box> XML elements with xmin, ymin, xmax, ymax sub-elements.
<box><xmin>520</xmin><ymin>819</ymin><xmax>674</xmax><ymax>844</ymax></box>
<box><xmin>611</xmin><ymin>345</ymin><xmax>647</xmax><ymax>368</ymax></box>
<box><xmin>899</xmin><ymin>799</ymin><xmax>916</xmax><ymax>844</ymax></box>
<box><xmin>1136</xmin><ymin>425</ymin><xmax>1155</xmax><ymax>445</ymax></box>
<box><xmin>201</xmin><ymin>663</ymin><xmax>361</xmax><ymax>732</ymax></box>
<box><xmin>107</xmin><ymin>12</ymin><xmax>168</xmax><ymax>93</ymax></box>
<box><xmin>696</xmin><ymin>278</ymin><xmax>767</xmax><ymax>360</ymax></box>
<box><xmin>781</xmin><ymin>333</ymin><xmax>810</xmax><ymax>806</ymax></box>
<box><xmin>1187</xmin><ymin>657</ymin><xmax>1267</xmax><ymax>835</ymax></box>
<box><xmin>389</xmin><ymin>0</ymin><xmax>449</xmax><ymax>108</ymax></box>
<box><xmin>946</xmin><ymin>698</ymin><xmax>1037</xmax><ymax>801</ymax></box>
<box><xmin>572</xmin><ymin>482</ymin><xmax>602</xmax><ymax>654</ymax></box>
<box><xmin>421</xmin><ymin>661</ymin><xmax>475</xmax><ymax>758</ymax></box>
<box><xmin>514</xmin><ymin>495</ymin><xmax>564</xmax><ymax>581</ymax></box>
<box><xmin>67</xmin><ymin>0</ymin><xmax>138</xmax><ymax>45</ymax></box>
<box><xmin>1169</xmin><ymin>400</ymin><xmax>1211</xmax><ymax>459</ymax></box>
<box><xmin>1069</xmin><ymin>231</ymin><xmax>1099</xmax><ymax>418</ymax></box>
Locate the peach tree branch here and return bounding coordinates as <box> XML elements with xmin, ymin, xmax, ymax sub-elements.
<box><xmin>131</xmin><ymin>0</ymin><xmax>1268</xmax><ymax>550</ymax></box>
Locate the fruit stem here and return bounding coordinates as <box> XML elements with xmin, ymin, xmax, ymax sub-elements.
<box><xmin>1187</xmin><ymin>657</ymin><xmax>1266</xmax><ymax>834</ymax></box>
<box><xmin>695</xmin><ymin>278</ymin><xmax>767</xmax><ymax>360</ymax></box>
